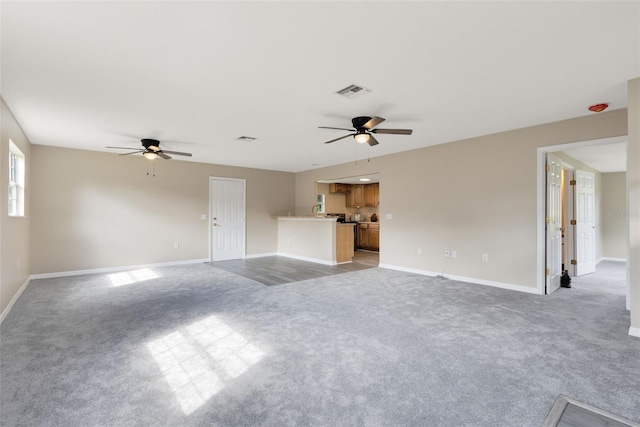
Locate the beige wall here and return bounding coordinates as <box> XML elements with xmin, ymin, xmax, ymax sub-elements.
<box><xmin>296</xmin><ymin>109</ymin><xmax>628</xmax><ymax>291</ymax></box>
<box><xmin>30</xmin><ymin>145</ymin><xmax>295</xmax><ymax>274</ymax></box>
<box><xmin>1</xmin><ymin>97</ymin><xmax>32</xmax><ymax>316</ymax></box>
<box><xmin>601</xmin><ymin>172</ymin><xmax>628</xmax><ymax>260</ymax></box>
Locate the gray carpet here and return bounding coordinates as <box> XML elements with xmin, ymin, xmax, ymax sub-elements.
<box><xmin>1</xmin><ymin>260</ymin><xmax>639</xmax><ymax>426</ymax></box>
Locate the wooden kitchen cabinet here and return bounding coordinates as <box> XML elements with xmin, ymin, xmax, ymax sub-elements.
<box><xmin>357</xmin><ymin>223</ymin><xmax>379</xmax><ymax>251</ymax></box>
<box><xmin>364</xmin><ymin>183</ymin><xmax>379</xmax><ymax>207</ymax></box>
<box><xmin>368</xmin><ymin>223</ymin><xmax>379</xmax><ymax>250</ymax></box>
<box><xmin>348</xmin><ymin>184</ymin><xmax>365</xmax><ymax>208</ymax></box>
<box><xmin>357</xmin><ymin>223</ymin><xmax>369</xmax><ymax>249</ymax></box>
<box><xmin>329</xmin><ymin>183</ymin><xmax>351</xmax><ymax>194</ymax></box>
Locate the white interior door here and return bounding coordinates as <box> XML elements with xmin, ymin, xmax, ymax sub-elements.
<box><xmin>209</xmin><ymin>178</ymin><xmax>246</xmax><ymax>262</ymax></box>
<box><xmin>546</xmin><ymin>153</ymin><xmax>563</xmax><ymax>294</ymax></box>
<box><xmin>575</xmin><ymin>169</ymin><xmax>596</xmax><ymax>276</ymax></box>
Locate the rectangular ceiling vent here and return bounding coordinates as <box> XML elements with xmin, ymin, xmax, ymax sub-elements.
<box><xmin>236</xmin><ymin>136</ymin><xmax>257</xmax><ymax>142</ymax></box>
<box><xmin>336</xmin><ymin>84</ymin><xmax>372</xmax><ymax>99</ymax></box>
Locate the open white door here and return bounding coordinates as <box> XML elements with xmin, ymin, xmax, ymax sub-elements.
<box><xmin>575</xmin><ymin>169</ymin><xmax>596</xmax><ymax>276</ymax></box>
<box><xmin>210</xmin><ymin>177</ymin><xmax>246</xmax><ymax>262</ymax></box>
<box><xmin>546</xmin><ymin>153</ymin><xmax>563</xmax><ymax>294</ymax></box>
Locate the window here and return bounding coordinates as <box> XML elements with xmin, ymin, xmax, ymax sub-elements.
<box><xmin>8</xmin><ymin>140</ymin><xmax>25</xmax><ymax>217</ymax></box>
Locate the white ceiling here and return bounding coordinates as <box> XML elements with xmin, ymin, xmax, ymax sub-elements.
<box><xmin>2</xmin><ymin>1</ymin><xmax>638</xmax><ymax>173</ymax></box>
<box><xmin>563</xmin><ymin>140</ymin><xmax>628</xmax><ymax>173</ymax></box>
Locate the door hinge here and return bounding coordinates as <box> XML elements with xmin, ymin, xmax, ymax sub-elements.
<box><xmin>570</xmin><ymin>179</ymin><xmax>576</xmax><ymax>186</ymax></box>
<box><xmin>571</xmin><ymin>259</ymin><xmax>577</xmax><ymax>265</ymax></box>
<box><xmin>545</xmin><ymin>268</ymin><xmax>550</xmax><ymax>276</ymax></box>
<box><xmin>545</xmin><ymin>216</ymin><xmax>550</xmax><ymax>224</ymax></box>
<box><xmin>546</xmin><ymin>164</ymin><xmax>550</xmax><ymax>172</ymax></box>
<box><xmin>570</xmin><ymin>219</ymin><xmax>576</xmax><ymax>225</ymax></box>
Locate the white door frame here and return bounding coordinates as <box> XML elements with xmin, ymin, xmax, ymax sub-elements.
<box><xmin>209</xmin><ymin>176</ymin><xmax>246</xmax><ymax>262</ymax></box>
<box><xmin>536</xmin><ymin>136</ymin><xmax>628</xmax><ymax>300</ymax></box>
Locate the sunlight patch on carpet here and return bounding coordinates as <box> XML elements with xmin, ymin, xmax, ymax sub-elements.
<box><xmin>109</xmin><ymin>268</ymin><xmax>159</xmax><ymax>287</ymax></box>
<box><xmin>147</xmin><ymin>315</ymin><xmax>265</xmax><ymax>415</ymax></box>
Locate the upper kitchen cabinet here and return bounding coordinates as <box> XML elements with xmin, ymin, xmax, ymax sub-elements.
<box><xmin>329</xmin><ymin>183</ymin><xmax>351</xmax><ymax>194</ymax></box>
<box><xmin>365</xmin><ymin>183</ymin><xmax>379</xmax><ymax>207</ymax></box>
<box><xmin>347</xmin><ymin>184</ymin><xmax>365</xmax><ymax>208</ymax></box>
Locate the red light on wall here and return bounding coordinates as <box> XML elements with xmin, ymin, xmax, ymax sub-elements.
<box><xmin>588</xmin><ymin>103</ymin><xmax>609</xmax><ymax>113</ymax></box>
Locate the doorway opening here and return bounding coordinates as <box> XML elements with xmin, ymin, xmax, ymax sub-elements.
<box><xmin>537</xmin><ymin>136</ymin><xmax>629</xmax><ymax>308</ymax></box>
<box><xmin>316</xmin><ymin>173</ymin><xmax>380</xmax><ymax>264</ymax></box>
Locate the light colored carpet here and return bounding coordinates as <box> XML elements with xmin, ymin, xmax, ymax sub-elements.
<box><xmin>1</xmin><ymin>260</ymin><xmax>638</xmax><ymax>426</ymax></box>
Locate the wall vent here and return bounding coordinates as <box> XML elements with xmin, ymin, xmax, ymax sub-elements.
<box><xmin>336</xmin><ymin>84</ymin><xmax>372</xmax><ymax>99</ymax></box>
<box><xmin>236</xmin><ymin>136</ymin><xmax>257</xmax><ymax>141</ymax></box>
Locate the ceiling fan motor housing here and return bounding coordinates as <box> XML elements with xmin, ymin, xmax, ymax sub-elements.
<box><xmin>141</xmin><ymin>138</ymin><xmax>160</xmax><ymax>150</ymax></box>
<box><xmin>352</xmin><ymin>116</ymin><xmax>373</xmax><ymax>129</ymax></box>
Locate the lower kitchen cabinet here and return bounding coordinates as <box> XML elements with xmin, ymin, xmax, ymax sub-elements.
<box><xmin>357</xmin><ymin>223</ymin><xmax>379</xmax><ymax>251</ymax></box>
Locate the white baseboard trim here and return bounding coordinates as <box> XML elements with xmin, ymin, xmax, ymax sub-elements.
<box><xmin>629</xmin><ymin>327</ymin><xmax>640</xmax><ymax>338</ymax></box>
<box><xmin>29</xmin><ymin>258</ymin><xmax>210</xmax><ymax>280</ymax></box>
<box><xmin>277</xmin><ymin>252</ymin><xmax>336</xmax><ymax>266</ymax></box>
<box><xmin>244</xmin><ymin>252</ymin><xmax>278</xmax><ymax>259</ymax></box>
<box><xmin>378</xmin><ymin>263</ymin><xmax>540</xmax><ymax>295</ymax></box>
<box><xmin>600</xmin><ymin>257</ymin><xmax>627</xmax><ymax>263</ymax></box>
<box><xmin>0</xmin><ymin>277</ymin><xmax>31</xmax><ymax>325</ymax></box>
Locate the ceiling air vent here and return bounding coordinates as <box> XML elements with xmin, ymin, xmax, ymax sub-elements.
<box><xmin>335</xmin><ymin>84</ymin><xmax>372</xmax><ymax>99</ymax></box>
<box><xmin>236</xmin><ymin>136</ymin><xmax>257</xmax><ymax>142</ymax></box>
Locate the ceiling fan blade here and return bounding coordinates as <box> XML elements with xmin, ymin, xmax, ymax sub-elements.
<box><xmin>324</xmin><ymin>134</ymin><xmax>354</xmax><ymax>144</ymax></box>
<box><xmin>119</xmin><ymin>150</ymin><xmax>144</xmax><ymax>156</ymax></box>
<box><xmin>106</xmin><ymin>146</ymin><xmax>139</xmax><ymax>150</ymax></box>
<box><xmin>370</xmin><ymin>128</ymin><xmax>413</xmax><ymax>135</ymax></box>
<box><xmin>157</xmin><ymin>152</ymin><xmax>171</xmax><ymax>160</ymax></box>
<box><xmin>367</xmin><ymin>135</ymin><xmax>380</xmax><ymax>146</ymax></box>
<box><xmin>362</xmin><ymin>116</ymin><xmax>385</xmax><ymax>130</ymax></box>
<box><xmin>162</xmin><ymin>150</ymin><xmax>192</xmax><ymax>157</ymax></box>
<box><xmin>318</xmin><ymin>126</ymin><xmax>354</xmax><ymax>132</ymax></box>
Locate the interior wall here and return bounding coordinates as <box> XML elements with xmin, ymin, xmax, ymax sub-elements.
<box><xmin>601</xmin><ymin>172</ymin><xmax>628</xmax><ymax>260</ymax></box>
<box><xmin>30</xmin><ymin>145</ymin><xmax>295</xmax><ymax>275</ymax></box>
<box><xmin>295</xmin><ymin>109</ymin><xmax>628</xmax><ymax>291</ymax></box>
<box><xmin>1</xmin><ymin>97</ymin><xmax>31</xmax><ymax>316</ymax></box>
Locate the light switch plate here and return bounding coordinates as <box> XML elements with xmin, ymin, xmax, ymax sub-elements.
<box><xmin>386</xmin><ymin>213</ymin><xmax>393</xmax><ymax>220</ymax></box>
<box><xmin>201</xmin><ymin>214</ymin><xmax>207</xmax><ymax>220</ymax></box>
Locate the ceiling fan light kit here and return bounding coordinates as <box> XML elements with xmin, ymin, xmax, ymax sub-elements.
<box><xmin>319</xmin><ymin>116</ymin><xmax>412</xmax><ymax>147</ymax></box>
<box><xmin>354</xmin><ymin>132</ymin><xmax>370</xmax><ymax>144</ymax></box>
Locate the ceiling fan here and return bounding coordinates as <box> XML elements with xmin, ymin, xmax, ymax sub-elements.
<box><xmin>319</xmin><ymin>116</ymin><xmax>413</xmax><ymax>146</ymax></box>
<box><xmin>106</xmin><ymin>138</ymin><xmax>192</xmax><ymax>160</ymax></box>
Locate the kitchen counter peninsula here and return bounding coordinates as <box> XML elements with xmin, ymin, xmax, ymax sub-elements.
<box><xmin>276</xmin><ymin>216</ymin><xmax>355</xmax><ymax>265</ymax></box>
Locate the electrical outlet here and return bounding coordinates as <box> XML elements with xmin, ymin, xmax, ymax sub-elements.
<box><xmin>417</xmin><ymin>247</ymin><xmax>422</xmax><ymax>255</ymax></box>
<box><xmin>452</xmin><ymin>250</ymin><xmax>457</xmax><ymax>258</ymax></box>
<box><xmin>444</xmin><ymin>250</ymin><xmax>450</xmax><ymax>258</ymax></box>
<box><xmin>482</xmin><ymin>253</ymin><xmax>489</xmax><ymax>262</ymax></box>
